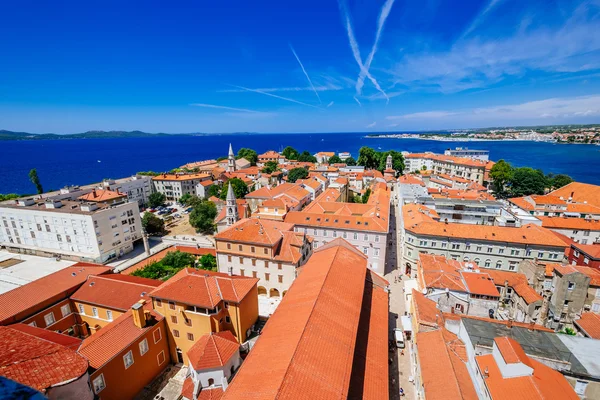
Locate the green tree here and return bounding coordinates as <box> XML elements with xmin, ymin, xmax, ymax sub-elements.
<box><xmin>287</xmin><ymin>167</ymin><xmax>309</xmax><ymax>183</ymax></box>
<box><xmin>219</xmin><ymin>178</ymin><xmax>249</xmax><ymax>200</ymax></box>
<box><xmin>179</xmin><ymin>193</ymin><xmax>193</xmax><ymax>206</ymax></box>
<box><xmin>28</xmin><ymin>169</ymin><xmax>43</xmax><ymax>194</ymax></box>
<box><xmin>549</xmin><ymin>174</ymin><xmax>573</xmax><ymax>189</ymax></box>
<box><xmin>0</xmin><ymin>194</ymin><xmax>20</xmax><ymax>202</ymax></box>
<box><xmin>377</xmin><ymin>150</ymin><xmax>405</xmax><ymax>174</ymax></box>
<box><xmin>357</xmin><ymin>147</ymin><xmax>380</xmax><ymax>169</ymax></box>
<box><xmin>208</xmin><ymin>183</ymin><xmax>222</xmax><ymax>198</ymax></box>
<box><xmin>131</xmin><ymin>261</ymin><xmax>178</xmax><ymax>280</ymax></box>
<box><xmin>189</xmin><ymin>201</ymin><xmax>218</xmax><ymax>234</ymax></box>
<box><xmin>236</xmin><ymin>148</ymin><xmax>258</xmax><ymax>166</ymax></box>
<box><xmin>142</xmin><ymin>212</ymin><xmax>166</xmax><ymax>235</ymax></box>
<box><xmin>217</xmin><ymin>156</ymin><xmax>227</xmax><ymax>162</ymax></box>
<box><xmin>560</xmin><ymin>327</ymin><xmax>576</xmax><ymax>336</ymax></box>
<box><xmin>198</xmin><ymin>254</ymin><xmax>217</xmax><ymax>271</ymax></box>
<box><xmin>510</xmin><ymin>167</ymin><xmax>548</xmax><ymax>196</ymax></box>
<box><xmin>282</xmin><ymin>146</ymin><xmax>299</xmax><ymax>160</ymax></box>
<box><xmin>161</xmin><ymin>250</ymin><xmax>197</xmax><ymax>270</ymax></box>
<box><xmin>361</xmin><ymin>188</ymin><xmax>372</xmax><ymax>204</ymax></box>
<box><xmin>345</xmin><ymin>157</ymin><xmax>357</xmax><ymax>166</ymax></box>
<box><xmin>489</xmin><ymin>159</ymin><xmax>513</xmax><ymax>198</ymax></box>
<box><xmin>136</xmin><ymin>171</ymin><xmax>160</xmax><ymax>176</ymax></box>
<box><xmin>261</xmin><ymin>161</ymin><xmax>279</xmax><ymax>174</ymax></box>
<box><xmin>297</xmin><ymin>151</ymin><xmax>317</xmax><ymax>163</ymax></box>
<box><xmin>148</xmin><ymin>192</ymin><xmax>166</xmax><ymax>208</ymax></box>
<box><xmin>327</xmin><ymin>155</ymin><xmax>342</xmax><ymax>164</ymax></box>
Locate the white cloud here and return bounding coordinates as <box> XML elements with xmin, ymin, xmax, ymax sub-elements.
<box><xmin>289</xmin><ymin>44</ymin><xmax>322</xmax><ymax>104</ymax></box>
<box><xmin>327</xmin><ymin>101</ymin><xmax>334</xmax><ymax>108</ymax></box>
<box><xmin>366</xmin><ymin>121</ymin><xmax>377</xmax><ymax>128</ymax></box>
<box><xmin>385</xmin><ymin>94</ymin><xmax>600</xmax><ymax>123</ymax></box>
<box><xmin>228</xmin><ymin>84</ymin><xmax>324</xmax><ymax>110</ymax></box>
<box><xmin>353</xmin><ymin>96</ymin><xmax>362</xmax><ymax>107</ymax></box>
<box><xmin>190</xmin><ymin>103</ymin><xmax>265</xmax><ymax>113</ymax></box>
<box><xmin>389</xmin><ymin>2</ymin><xmax>600</xmax><ymax>93</ymax></box>
<box><xmin>460</xmin><ymin>0</ymin><xmax>503</xmax><ymax>39</ymax></box>
<box><xmin>220</xmin><ymin>84</ymin><xmax>342</xmax><ymax>93</ymax></box>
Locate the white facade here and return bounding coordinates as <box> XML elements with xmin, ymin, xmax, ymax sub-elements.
<box><xmin>153</xmin><ymin>175</ymin><xmax>210</xmax><ymax>202</ymax></box>
<box><xmin>294</xmin><ymin>226</ymin><xmax>387</xmax><ymax>274</ymax></box>
<box><xmin>444</xmin><ymin>148</ymin><xmax>489</xmax><ymax>161</ymax></box>
<box><xmin>0</xmin><ymin>199</ymin><xmax>141</xmax><ymax>263</ymax></box>
<box><xmin>420</xmin><ymin>197</ymin><xmax>503</xmax><ymax>225</ymax></box>
<box><xmin>100</xmin><ymin>175</ymin><xmax>154</xmax><ymax>207</ymax></box>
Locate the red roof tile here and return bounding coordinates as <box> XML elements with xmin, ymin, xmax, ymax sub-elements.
<box><xmin>0</xmin><ymin>263</ymin><xmax>112</xmax><ymax>325</ymax></box>
<box><xmin>71</xmin><ymin>274</ymin><xmax>161</xmax><ymax>311</ymax></box>
<box><xmin>150</xmin><ymin>268</ymin><xmax>258</xmax><ymax>308</ymax></box>
<box><xmin>575</xmin><ymin>312</ymin><xmax>600</xmax><ymax>339</ymax></box>
<box><xmin>223</xmin><ymin>239</ymin><xmax>388</xmax><ymax>400</ymax></box>
<box><xmin>187</xmin><ymin>331</ymin><xmax>239</xmax><ymax>370</ymax></box>
<box><xmin>214</xmin><ymin>218</ymin><xmax>294</xmax><ymax>246</ymax></box>
<box><xmin>0</xmin><ymin>325</ymin><xmax>88</xmax><ymax>392</ymax></box>
<box><xmin>78</xmin><ymin>189</ymin><xmax>126</xmax><ymax>202</ymax></box>
<box><xmin>9</xmin><ymin>323</ymin><xmax>82</xmax><ymax>350</ymax></box>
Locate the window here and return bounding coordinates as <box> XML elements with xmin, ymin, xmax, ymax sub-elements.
<box><xmin>239</xmin><ymin>257</ymin><xmax>244</xmax><ymax>264</ymax></box>
<box><xmin>452</xmin><ymin>243</ymin><xmax>460</xmax><ymax>250</ymax></box>
<box><xmin>265</xmin><ymin>273</ymin><xmax>270</xmax><ymax>281</ymax></box>
<box><xmin>498</xmin><ymin>248</ymin><xmax>504</xmax><ymax>254</ymax></box>
<box><xmin>252</xmin><ymin>271</ymin><xmax>257</xmax><ymax>278</ymax></box>
<box><xmin>107</xmin><ymin>310</ymin><xmax>113</xmax><ymax>321</ymax></box>
<box><xmin>487</xmin><ymin>247</ymin><xmax>493</xmax><ymax>253</ymax></box>
<box><xmin>238</xmin><ymin>245</ymin><xmax>243</xmax><ymax>251</ymax></box>
<box><xmin>44</xmin><ymin>312</ymin><xmax>55</xmax><ymax>327</ymax></box>
<box><xmin>431</xmin><ymin>241</ymin><xmax>437</xmax><ymax>247</ymax></box>
<box><xmin>156</xmin><ymin>299</ymin><xmax>162</xmax><ymax>307</ymax></box>
<box><xmin>226</xmin><ymin>316</ymin><xmax>231</xmax><ymax>323</ymax></box>
<box><xmin>169</xmin><ymin>301</ymin><xmax>176</xmax><ymax>310</ymax></box>
<box><xmin>139</xmin><ymin>338</ymin><xmax>149</xmax><ymax>355</ymax></box>
<box><xmin>187</xmin><ymin>333</ymin><xmax>194</xmax><ymax>341</ymax></box>
<box><xmin>584</xmin><ymin>257</ymin><xmax>590</xmax><ymax>265</ymax></box>
<box><xmin>78</xmin><ymin>304</ymin><xmax>85</xmax><ymax>314</ymax></box>
<box><xmin>496</xmin><ymin>261</ymin><xmax>502</xmax><ymax>269</ymax></box>
<box><xmin>240</xmin><ymin>269</ymin><xmax>245</xmax><ymax>276</ymax></box>
<box><xmin>92</xmin><ymin>374</ymin><xmax>106</xmax><ymax>394</ymax></box>
<box><xmin>476</xmin><ymin>246</ymin><xmax>482</xmax><ymax>252</ymax></box>
<box><xmin>568</xmin><ymin>282</ymin><xmax>576</xmax><ymax>291</ymax></box>
<box><xmin>251</xmin><ymin>246</ymin><xmax>255</xmax><ymax>253</ymax></box>
<box><xmin>575</xmin><ymin>380</ymin><xmax>588</xmax><ymax>395</ymax></box>
<box><xmin>60</xmin><ymin>304</ymin><xmax>71</xmax><ymax>317</ymax></box>
<box><xmin>441</xmin><ymin>242</ymin><xmax>448</xmax><ymax>248</ymax></box>
<box><xmin>485</xmin><ymin>259</ymin><xmax>491</xmax><ymax>268</ymax></box>
<box><xmin>252</xmin><ymin>259</ymin><xmax>256</xmax><ymax>266</ymax></box>
<box><xmin>278</xmin><ymin>275</ymin><xmax>283</xmax><ymax>283</ymax></box>
<box><xmin>92</xmin><ymin>307</ymin><xmax>98</xmax><ymax>317</ymax></box>
<box><xmin>123</xmin><ymin>350</ymin><xmax>134</xmax><ymax>369</ymax></box>
<box><xmin>173</xmin><ymin>329</ymin><xmax>180</xmax><ymax>338</ymax></box>
<box><xmin>278</xmin><ymin>263</ymin><xmax>282</xmax><ymax>270</ymax></box>
<box><xmin>375</xmin><ymin>235</ymin><xmax>380</xmax><ymax>242</ymax></box>
<box><xmin>538</xmin><ymin>252</ymin><xmax>544</xmax><ymax>259</ymax></box>
<box><xmin>363</xmin><ymin>247</ymin><xmax>368</xmax><ymax>255</ymax></box>
<box><xmin>374</xmin><ymin>248</ymin><xmax>380</xmax><ymax>257</ymax></box>
<box><xmin>264</xmin><ymin>260</ymin><xmax>269</xmax><ymax>268</ymax></box>
<box><xmin>171</xmin><ymin>315</ymin><xmax>178</xmax><ymax>324</ymax></box>
<box><xmin>227</xmin><ymin>255</ymin><xmax>232</xmax><ymax>262</ymax></box>
<box><xmin>153</xmin><ymin>328</ymin><xmax>162</xmax><ymax>344</ymax></box>
<box><xmin>353</xmin><ymin>232</ymin><xmax>358</xmax><ymax>240</ymax></box>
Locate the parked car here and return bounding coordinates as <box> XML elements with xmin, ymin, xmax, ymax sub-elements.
<box><xmin>393</xmin><ymin>329</ymin><xmax>405</xmax><ymax>348</ymax></box>
<box><xmin>186</xmin><ymin>207</ymin><xmax>193</xmax><ymax>212</ymax></box>
<box><xmin>148</xmin><ymin>208</ymin><xmax>157</xmax><ymax>213</ymax></box>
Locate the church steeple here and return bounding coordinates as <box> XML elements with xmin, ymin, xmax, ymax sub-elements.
<box><xmin>227</xmin><ymin>143</ymin><xmax>236</xmax><ymax>172</ymax></box>
<box><xmin>386</xmin><ymin>154</ymin><xmax>393</xmax><ymax>171</ymax></box>
<box><xmin>226</xmin><ymin>182</ymin><xmax>238</xmax><ymax>226</ymax></box>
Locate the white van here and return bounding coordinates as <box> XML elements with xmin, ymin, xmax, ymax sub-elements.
<box><xmin>393</xmin><ymin>328</ymin><xmax>405</xmax><ymax>348</ymax></box>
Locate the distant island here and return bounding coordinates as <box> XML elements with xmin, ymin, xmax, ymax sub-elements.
<box><xmin>366</xmin><ymin>124</ymin><xmax>600</xmax><ymax>145</ymax></box>
<box><xmin>0</xmin><ymin>130</ymin><xmax>197</xmax><ymax>141</ymax></box>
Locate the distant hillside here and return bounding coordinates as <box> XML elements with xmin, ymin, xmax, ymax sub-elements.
<box><xmin>0</xmin><ymin>130</ymin><xmax>194</xmax><ymax>141</ymax></box>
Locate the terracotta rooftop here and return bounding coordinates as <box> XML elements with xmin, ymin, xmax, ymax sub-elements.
<box><xmin>495</xmin><ymin>337</ymin><xmax>531</xmax><ymax>366</ymax></box>
<box><xmin>222</xmin><ymin>238</ymin><xmax>388</xmax><ymax>400</ymax></box>
<box><xmin>475</xmin><ymin>339</ymin><xmax>578</xmax><ymax>400</ymax></box>
<box><xmin>79</xmin><ymin>304</ymin><xmax>163</xmax><ymax>369</ymax></box>
<box><xmin>187</xmin><ymin>331</ymin><xmax>239</xmax><ymax>371</ymax></box>
<box><xmin>150</xmin><ymin>268</ymin><xmax>258</xmax><ymax>308</ymax></box>
<box><xmin>70</xmin><ymin>274</ymin><xmax>161</xmax><ymax>311</ymax></box>
<box><xmin>551</xmin><ymin>263</ymin><xmax>600</xmax><ymax>286</ymax></box>
<box><xmin>77</xmin><ymin>189</ymin><xmax>126</xmax><ymax>202</ymax></box>
<box><xmin>416</xmin><ymin>329</ymin><xmax>478</xmax><ymax>400</ymax></box>
<box><xmin>0</xmin><ymin>262</ymin><xmax>112</xmax><ymax>325</ymax></box>
<box><xmin>574</xmin><ymin>312</ymin><xmax>600</xmax><ymax>339</ymax></box>
<box><xmin>484</xmin><ymin>269</ymin><xmax>542</xmax><ymax>305</ymax></box>
<box><xmin>550</xmin><ymin>182</ymin><xmax>600</xmax><ymax>208</ymax></box>
<box><xmin>214</xmin><ymin>218</ymin><xmax>295</xmax><ymax>246</ymax></box>
<box><xmin>182</xmin><ymin>378</ymin><xmax>224</xmax><ymax>399</ymax></box>
<box><xmin>571</xmin><ymin>242</ymin><xmax>600</xmax><ymax>259</ymax></box>
<box><xmin>215</xmin><ymin>199</ymin><xmax>249</xmax><ymax>224</ymax></box>
<box><xmin>152</xmin><ymin>173</ymin><xmax>211</xmax><ymax>181</ymax></box>
<box><xmin>404</xmin><ymin>205</ymin><xmax>566</xmax><ymax>247</ymax></box>
<box><xmin>9</xmin><ymin>323</ymin><xmax>82</xmax><ymax>350</ymax></box>
<box><xmin>0</xmin><ymin>325</ymin><xmax>89</xmax><ymax>392</ymax></box>
<box><xmin>411</xmin><ymin>289</ymin><xmax>442</xmax><ymax>329</ymax></box>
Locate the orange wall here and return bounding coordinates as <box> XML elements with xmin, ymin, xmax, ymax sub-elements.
<box><xmin>92</xmin><ymin>320</ymin><xmax>169</xmax><ymax>400</ymax></box>
<box><xmin>22</xmin><ymin>298</ymin><xmax>74</xmax><ymax>331</ymax></box>
<box><xmin>215</xmin><ymin>241</ymin><xmax>273</xmax><ymax>258</ymax></box>
<box><xmin>229</xmin><ymin>285</ymin><xmax>258</xmax><ymax>342</ymax></box>
<box><xmin>72</xmin><ymin>301</ymin><xmax>124</xmax><ymax>333</ymax></box>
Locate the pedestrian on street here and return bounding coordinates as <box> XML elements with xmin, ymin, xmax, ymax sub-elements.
<box><xmin>399</xmin><ymin>387</ymin><xmax>405</xmax><ymax>397</ymax></box>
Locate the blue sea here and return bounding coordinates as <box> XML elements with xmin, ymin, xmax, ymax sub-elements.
<box><xmin>2</xmin><ymin>132</ymin><xmax>600</xmax><ymax>194</ymax></box>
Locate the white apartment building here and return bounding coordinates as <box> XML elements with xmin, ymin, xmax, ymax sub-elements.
<box><xmin>418</xmin><ymin>196</ymin><xmax>504</xmax><ymax>225</ymax></box>
<box><xmin>214</xmin><ymin>218</ymin><xmax>312</xmax><ymax>316</ymax></box>
<box><xmin>403</xmin><ymin>152</ymin><xmax>488</xmax><ymax>185</ymax></box>
<box><xmin>99</xmin><ymin>175</ymin><xmax>154</xmax><ymax>207</ymax></box>
<box><xmin>152</xmin><ymin>173</ymin><xmax>212</xmax><ymax>202</ymax></box>
<box><xmin>443</xmin><ymin>147</ymin><xmax>489</xmax><ymax>161</ymax></box>
<box><xmin>401</xmin><ymin>204</ymin><xmax>567</xmax><ymax>275</ymax></box>
<box><xmin>0</xmin><ymin>197</ymin><xmax>141</xmax><ymax>263</ymax></box>
<box><xmin>539</xmin><ymin>217</ymin><xmax>600</xmax><ymax>245</ymax></box>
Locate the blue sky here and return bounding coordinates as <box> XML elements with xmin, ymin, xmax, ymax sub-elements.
<box><xmin>1</xmin><ymin>0</ymin><xmax>600</xmax><ymax>133</ymax></box>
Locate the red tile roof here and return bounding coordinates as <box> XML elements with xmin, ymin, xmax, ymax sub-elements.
<box><xmin>78</xmin><ymin>305</ymin><xmax>163</xmax><ymax>369</ymax></box>
<box><xmin>71</xmin><ymin>274</ymin><xmax>161</xmax><ymax>311</ymax></box>
<box><xmin>412</xmin><ymin>289</ymin><xmax>442</xmax><ymax>329</ymax></box>
<box><xmin>78</xmin><ymin>189</ymin><xmax>126</xmax><ymax>202</ymax></box>
<box><xmin>416</xmin><ymin>329</ymin><xmax>478</xmax><ymax>400</ymax></box>
<box><xmin>476</xmin><ymin>342</ymin><xmax>578</xmax><ymax>400</ymax></box>
<box><xmin>187</xmin><ymin>331</ymin><xmax>239</xmax><ymax>370</ymax></box>
<box><xmin>550</xmin><ymin>182</ymin><xmax>600</xmax><ymax>208</ymax></box>
<box><xmin>0</xmin><ymin>263</ymin><xmax>112</xmax><ymax>325</ymax></box>
<box><xmin>0</xmin><ymin>325</ymin><xmax>89</xmax><ymax>392</ymax></box>
<box><xmin>552</xmin><ymin>263</ymin><xmax>600</xmax><ymax>286</ymax></box>
<box><xmin>9</xmin><ymin>323</ymin><xmax>82</xmax><ymax>350</ymax></box>
<box><xmin>571</xmin><ymin>242</ymin><xmax>600</xmax><ymax>259</ymax></box>
<box><xmin>495</xmin><ymin>337</ymin><xmax>531</xmax><ymax>366</ymax></box>
<box><xmin>214</xmin><ymin>218</ymin><xmax>294</xmax><ymax>246</ymax></box>
<box><xmin>150</xmin><ymin>268</ymin><xmax>258</xmax><ymax>308</ymax></box>
<box><xmin>222</xmin><ymin>238</ymin><xmax>388</xmax><ymax>400</ymax></box>
<box><xmin>540</xmin><ymin>216</ymin><xmax>600</xmax><ymax>230</ymax></box>
<box><xmin>153</xmin><ymin>173</ymin><xmax>211</xmax><ymax>181</ymax></box>
<box><xmin>575</xmin><ymin>312</ymin><xmax>600</xmax><ymax>339</ymax></box>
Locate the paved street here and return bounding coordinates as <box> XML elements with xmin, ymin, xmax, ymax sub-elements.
<box><xmin>385</xmin><ymin>193</ymin><xmax>415</xmax><ymax>400</ymax></box>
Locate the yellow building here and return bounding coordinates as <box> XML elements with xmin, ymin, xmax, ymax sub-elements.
<box><xmin>149</xmin><ymin>268</ymin><xmax>258</xmax><ymax>365</ymax></box>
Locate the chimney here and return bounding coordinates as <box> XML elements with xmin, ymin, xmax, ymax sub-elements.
<box><xmin>483</xmin><ymin>367</ymin><xmax>489</xmax><ymax>379</ymax></box>
<box><xmin>507</xmin><ymin>319</ymin><xmax>513</xmax><ymax>329</ymax></box>
<box><xmin>132</xmin><ymin>300</ymin><xmax>147</xmax><ymax>329</ymax></box>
